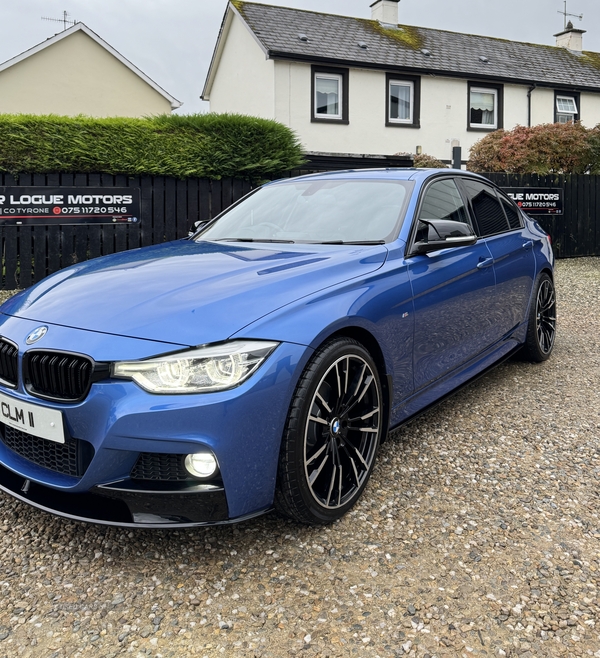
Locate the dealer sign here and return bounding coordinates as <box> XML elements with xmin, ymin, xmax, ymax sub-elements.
<box><xmin>503</xmin><ymin>187</ymin><xmax>563</xmax><ymax>215</ymax></box>
<box><xmin>0</xmin><ymin>187</ymin><xmax>141</xmax><ymax>225</ymax></box>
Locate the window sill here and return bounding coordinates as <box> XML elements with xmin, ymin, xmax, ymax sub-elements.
<box><xmin>311</xmin><ymin>117</ymin><xmax>349</xmax><ymax>125</ymax></box>
<box><xmin>386</xmin><ymin>121</ymin><xmax>421</xmax><ymax>129</ymax></box>
<box><xmin>467</xmin><ymin>126</ymin><xmax>500</xmax><ymax>132</ymax></box>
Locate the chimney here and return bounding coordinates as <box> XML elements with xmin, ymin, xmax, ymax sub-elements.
<box><xmin>554</xmin><ymin>21</ymin><xmax>586</xmax><ymax>52</ymax></box>
<box><xmin>370</xmin><ymin>0</ymin><xmax>400</xmax><ymax>26</ymax></box>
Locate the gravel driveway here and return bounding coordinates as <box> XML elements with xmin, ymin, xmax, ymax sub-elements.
<box><xmin>0</xmin><ymin>257</ymin><xmax>599</xmax><ymax>658</ymax></box>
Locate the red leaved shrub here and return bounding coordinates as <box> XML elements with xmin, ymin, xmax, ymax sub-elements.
<box><xmin>468</xmin><ymin>122</ymin><xmax>600</xmax><ymax>174</ymax></box>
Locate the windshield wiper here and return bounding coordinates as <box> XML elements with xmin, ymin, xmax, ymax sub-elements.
<box><xmin>319</xmin><ymin>240</ymin><xmax>386</xmax><ymax>245</ymax></box>
<box><xmin>210</xmin><ymin>238</ymin><xmax>295</xmax><ymax>244</ymax></box>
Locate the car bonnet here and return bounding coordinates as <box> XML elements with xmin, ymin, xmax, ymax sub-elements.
<box><xmin>1</xmin><ymin>240</ymin><xmax>388</xmax><ymax>347</ymax></box>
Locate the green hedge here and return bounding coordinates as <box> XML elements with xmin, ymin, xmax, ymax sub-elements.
<box><xmin>0</xmin><ymin>113</ymin><xmax>306</xmax><ymax>180</ymax></box>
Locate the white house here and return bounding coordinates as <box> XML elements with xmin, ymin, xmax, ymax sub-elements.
<box><xmin>0</xmin><ymin>23</ymin><xmax>181</xmax><ymax>117</ymax></box>
<box><xmin>202</xmin><ymin>0</ymin><xmax>600</xmax><ymax>162</ymax></box>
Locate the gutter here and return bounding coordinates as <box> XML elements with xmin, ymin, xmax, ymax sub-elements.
<box><xmin>527</xmin><ymin>84</ymin><xmax>537</xmax><ymax>127</ymax></box>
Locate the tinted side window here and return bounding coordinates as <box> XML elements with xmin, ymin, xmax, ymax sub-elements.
<box><xmin>500</xmin><ymin>197</ymin><xmax>522</xmax><ymax>230</ymax></box>
<box><xmin>419</xmin><ymin>179</ymin><xmax>469</xmax><ymax>224</ymax></box>
<box><xmin>461</xmin><ymin>180</ymin><xmax>510</xmax><ymax>237</ymax></box>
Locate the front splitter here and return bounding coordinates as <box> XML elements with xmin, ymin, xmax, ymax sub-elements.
<box><xmin>0</xmin><ymin>462</ymin><xmax>269</xmax><ymax>528</ymax></box>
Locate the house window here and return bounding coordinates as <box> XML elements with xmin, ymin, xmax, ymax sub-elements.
<box><xmin>390</xmin><ymin>81</ymin><xmax>412</xmax><ymax>122</ymax></box>
<box><xmin>311</xmin><ymin>66</ymin><xmax>349</xmax><ymax>123</ymax></box>
<box><xmin>386</xmin><ymin>74</ymin><xmax>421</xmax><ymax>128</ymax></box>
<box><xmin>468</xmin><ymin>83</ymin><xmax>503</xmax><ymax>131</ymax></box>
<box><xmin>555</xmin><ymin>94</ymin><xmax>579</xmax><ymax>123</ymax></box>
<box><xmin>470</xmin><ymin>88</ymin><xmax>497</xmax><ymax>128</ymax></box>
<box><xmin>315</xmin><ymin>74</ymin><xmax>341</xmax><ymax>118</ymax></box>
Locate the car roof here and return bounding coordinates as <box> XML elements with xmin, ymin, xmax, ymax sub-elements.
<box><xmin>267</xmin><ymin>168</ymin><xmax>489</xmax><ymax>185</ymax></box>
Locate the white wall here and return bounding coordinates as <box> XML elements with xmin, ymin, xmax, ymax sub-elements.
<box><xmin>580</xmin><ymin>92</ymin><xmax>600</xmax><ymax>128</ymax></box>
<box><xmin>504</xmin><ymin>84</ymin><xmax>529</xmax><ymax>130</ymax></box>
<box><xmin>273</xmin><ymin>62</ymin><xmax>543</xmax><ymax>160</ymax></box>
<box><xmin>530</xmin><ymin>88</ymin><xmax>600</xmax><ymax>128</ymax></box>
<box><xmin>209</xmin><ymin>14</ymin><xmax>275</xmax><ymax>118</ymax></box>
<box><xmin>530</xmin><ymin>87</ymin><xmax>555</xmax><ymax>125</ymax></box>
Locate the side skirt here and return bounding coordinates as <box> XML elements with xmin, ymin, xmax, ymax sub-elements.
<box><xmin>388</xmin><ymin>341</ymin><xmax>522</xmax><ymax>433</ymax></box>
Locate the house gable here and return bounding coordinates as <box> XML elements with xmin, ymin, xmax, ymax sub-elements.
<box><xmin>0</xmin><ymin>23</ymin><xmax>181</xmax><ymax>117</ymax></box>
<box><xmin>203</xmin><ymin>7</ymin><xmax>275</xmax><ymax>117</ymax></box>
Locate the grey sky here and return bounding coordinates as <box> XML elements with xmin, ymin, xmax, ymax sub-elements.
<box><xmin>1</xmin><ymin>1</ymin><xmax>598</xmax><ymax>115</ymax></box>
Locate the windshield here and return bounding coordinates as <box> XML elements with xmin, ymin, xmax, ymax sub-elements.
<box><xmin>195</xmin><ymin>179</ymin><xmax>413</xmax><ymax>244</ymax></box>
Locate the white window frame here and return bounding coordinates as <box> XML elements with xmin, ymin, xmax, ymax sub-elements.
<box><xmin>556</xmin><ymin>95</ymin><xmax>578</xmax><ymax>123</ymax></box>
<box><xmin>314</xmin><ymin>73</ymin><xmax>343</xmax><ymax>120</ymax></box>
<box><xmin>469</xmin><ymin>87</ymin><xmax>498</xmax><ymax>129</ymax></box>
<box><xmin>388</xmin><ymin>80</ymin><xmax>414</xmax><ymax>124</ymax></box>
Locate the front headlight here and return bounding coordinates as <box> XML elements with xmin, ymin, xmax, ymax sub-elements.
<box><xmin>112</xmin><ymin>340</ymin><xmax>279</xmax><ymax>394</ymax></box>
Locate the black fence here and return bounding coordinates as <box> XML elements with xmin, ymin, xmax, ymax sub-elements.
<box><xmin>0</xmin><ymin>153</ymin><xmax>415</xmax><ymax>290</ymax></box>
<box><xmin>484</xmin><ymin>173</ymin><xmax>600</xmax><ymax>260</ymax></box>
<box><xmin>0</xmin><ymin>169</ymin><xmax>598</xmax><ymax>289</ymax></box>
<box><xmin>0</xmin><ymin>172</ymin><xmax>257</xmax><ymax>290</ymax></box>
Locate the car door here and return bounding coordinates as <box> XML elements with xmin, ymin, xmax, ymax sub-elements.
<box><xmin>406</xmin><ymin>177</ymin><xmax>497</xmax><ymax>391</ymax></box>
<box><xmin>458</xmin><ymin>178</ymin><xmax>536</xmax><ymax>342</ymax></box>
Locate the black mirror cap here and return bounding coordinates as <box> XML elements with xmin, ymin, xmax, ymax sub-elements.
<box><xmin>424</xmin><ymin>219</ymin><xmax>474</xmax><ymax>239</ymax></box>
<box><xmin>410</xmin><ymin>218</ymin><xmax>477</xmax><ymax>256</ymax></box>
<box><xmin>411</xmin><ymin>234</ymin><xmax>477</xmax><ymax>255</ymax></box>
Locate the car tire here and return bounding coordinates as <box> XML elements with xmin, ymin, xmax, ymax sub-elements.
<box><xmin>522</xmin><ymin>272</ymin><xmax>556</xmax><ymax>362</ymax></box>
<box><xmin>275</xmin><ymin>338</ymin><xmax>383</xmax><ymax>525</ymax></box>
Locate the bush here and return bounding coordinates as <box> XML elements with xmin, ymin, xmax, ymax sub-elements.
<box><xmin>413</xmin><ymin>153</ymin><xmax>448</xmax><ymax>168</ymax></box>
<box><xmin>468</xmin><ymin>122</ymin><xmax>600</xmax><ymax>174</ymax></box>
<box><xmin>0</xmin><ymin>113</ymin><xmax>305</xmax><ymax>180</ymax></box>
<box><xmin>588</xmin><ymin>126</ymin><xmax>600</xmax><ymax>174</ymax></box>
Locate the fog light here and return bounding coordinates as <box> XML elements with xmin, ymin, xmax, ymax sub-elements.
<box><xmin>184</xmin><ymin>452</ymin><xmax>218</xmax><ymax>478</ymax></box>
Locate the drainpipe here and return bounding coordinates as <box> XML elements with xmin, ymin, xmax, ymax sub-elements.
<box><xmin>527</xmin><ymin>84</ymin><xmax>537</xmax><ymax>127</ymax></box>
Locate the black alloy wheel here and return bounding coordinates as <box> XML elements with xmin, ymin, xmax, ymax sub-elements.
<box><xmin>275</xmin><ymin>338</ymin><xmax>384</xmax><ymax>524</ymax></box>
<box><xmin>523</xmin><ymin>272</ymin><xmax>556</xmax><ymax>362</ymax></box>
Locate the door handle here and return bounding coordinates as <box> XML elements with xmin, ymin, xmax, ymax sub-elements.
<box><xmin>476</xmin><ymin>257</ymin><xmax>494</xmax><ymax>269</ymax></box>
<box><xmin>522</xmin><ymin>240</ymin><xmax>533</xmax><ymax>250</ymax></box>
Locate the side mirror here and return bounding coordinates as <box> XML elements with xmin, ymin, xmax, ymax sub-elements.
<box><xmin>411</xmin><ymin>219</ymin><xmax>477</xmax><ymax>256</ymax></box>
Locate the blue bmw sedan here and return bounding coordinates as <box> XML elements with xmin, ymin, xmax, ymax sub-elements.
<box><xmin>0</xmin><ymin>169</ymin><xmax>555</xmax><ymax>527</ymax></box>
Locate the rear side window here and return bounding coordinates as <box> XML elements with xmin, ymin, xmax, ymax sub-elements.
<box><xmin>500</xmin><ymin>196</ymin><xmax>522</xmax><ymax>230</ymax></box>
<box><xmin>418</xmin><ymin>178</ymin><xmax>470</xmax><ymax>224</ymax></box>
<box><xmin>461</xmin><ymin>179</ymin><xmax>510</xmax><ymax>237</ymax></box>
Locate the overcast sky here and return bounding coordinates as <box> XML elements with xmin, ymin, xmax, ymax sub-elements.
<box><xmin>1</xmin><ymin>0</ymin><xmax>598</xmax><ymax>114</ymax></box>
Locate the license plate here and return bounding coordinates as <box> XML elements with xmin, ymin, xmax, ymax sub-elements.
<box><xmin>0</xmin><ymin>391</ymin><xmax>65</xmax><ymax>444</ymax></box>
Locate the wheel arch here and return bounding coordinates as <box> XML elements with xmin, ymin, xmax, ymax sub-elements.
<box><xmin>525</xmin><ymin>265</ymin><xmax>555</xmax><ymax>318</ymax></box>
<box><xmin>316</xmin><ymin>326</ymin><xmax>392</xmax><ymax>443</ymax></box>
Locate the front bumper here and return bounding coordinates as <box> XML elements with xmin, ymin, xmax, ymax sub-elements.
<box><xmin>0</xmin><ymin>315</ymin><xmax>311</xmax><ymax>526</ymax></box>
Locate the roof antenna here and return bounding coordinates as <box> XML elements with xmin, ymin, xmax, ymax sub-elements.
<box><xmin>41</xmin><ymin>11</ymin><xmax>77</xmax><ymax>31</ymax></box>
<box><xmin>558</xmin><ymin>1</ymin><xmax>583</xmax><ymax>30</ymax></box>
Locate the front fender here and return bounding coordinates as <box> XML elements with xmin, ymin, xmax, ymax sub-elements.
<box><xmin>231</xmin><ymin>259</ymin><xmax>415</xmax><ymax>409</ymax></box>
